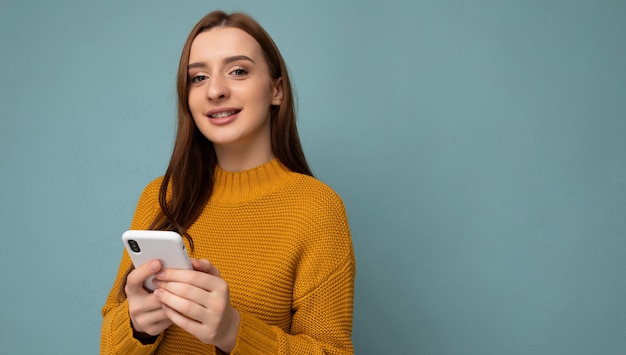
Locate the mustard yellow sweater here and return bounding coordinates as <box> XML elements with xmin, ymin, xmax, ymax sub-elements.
<box><xmin>101</xmin><ymin>159</ymin><xmax>355</xmax><ymax>354</ymax></box>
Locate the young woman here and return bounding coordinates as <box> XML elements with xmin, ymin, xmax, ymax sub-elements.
<box><xmin>100</xmin><ymin>10</ymin><xmax>355</xmax><ymax>354</ymax></box>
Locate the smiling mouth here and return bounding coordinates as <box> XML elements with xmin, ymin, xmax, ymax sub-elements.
<box><xmin>209</xmin><ymin>110</ymin><xmax>239</xmax><ymax>119</ymax></box>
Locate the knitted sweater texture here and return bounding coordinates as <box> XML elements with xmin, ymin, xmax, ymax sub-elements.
<box><xmin>101</xmin><ymin>159</ymin><xmax>355</xmax><ymax>354</ymax></box>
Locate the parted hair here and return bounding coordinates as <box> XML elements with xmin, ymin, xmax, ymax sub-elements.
<box><xmin>154</xmin><ymin>10</ymin><xmax>312</xmax><ymax>241</ymax></box>
<box><xmin>119</xmin><ymin>10</ymin><xmax>312</xmax><ymax>300</ymax></box>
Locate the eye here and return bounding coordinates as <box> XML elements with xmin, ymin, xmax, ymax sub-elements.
<box><xmin>230</xmin><ymin>68</ymin><xmax>248</xmax><ymax>77</ymax></box>
<box><xmin>190</xmin><ymin>74</ymin><xmax>208</xmax><ymax>84</ymax></box>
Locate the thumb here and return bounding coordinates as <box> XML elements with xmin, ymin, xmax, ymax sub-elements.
<box><xmin>127</xmin><ymin>259</ymin><xmax>162</xmax><ymax>289</ymax></box>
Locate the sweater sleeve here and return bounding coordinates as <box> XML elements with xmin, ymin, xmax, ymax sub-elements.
<box><xmin>231</xmin><ymin>257</ymin><xmax>355</xmax><ymax>354</ymax></box>
<box><xmin>100</xmin><ymin>178</ymin><xmax>164</xmax><ymax>354</ymax></box>
<box><xmin>230</xmin><ymin>187</ymin><xmax>356</xmax><ymax>354</ymax></box>
<box><xmin>100</xmin><ymin>281</ymin><xmax>164</xmax><ymax>354</ymax></box>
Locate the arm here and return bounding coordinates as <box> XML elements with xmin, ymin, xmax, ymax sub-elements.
<box><xmin>234</xmin><ymin>254</ymin><xmax>355</xmax><ymax>354</ymax></box>
<box><xmin>100</xmin><ymin>253</ymin><xmax>166</xmax><ymax>354</ymax></box>
<box><xmin>231</xmin><ymin>190</ymin><xmax>356</xmax><ymax>354</ymax></box>
<box><xmin>101</xmin><ymin>179</ymin><xmax>166</xmax><ymax>354</ymax></box>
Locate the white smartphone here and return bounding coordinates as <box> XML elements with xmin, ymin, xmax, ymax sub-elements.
<box><xmin>122</xmin><ymin>230</ymin><xmax>193</xmax><ymax>291</ymax></box>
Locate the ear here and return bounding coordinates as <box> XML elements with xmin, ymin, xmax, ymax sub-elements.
<box><xmin>271</xmin><ymin>77</ymin><xmax>283</xmax><ymax>106</ymax></box>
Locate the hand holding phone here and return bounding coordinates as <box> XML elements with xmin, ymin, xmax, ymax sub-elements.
<box><xmin>122</xmin><ymin>230</ymin><xmax>192</xmax><ymax>291</ymax></box>
<box><xmin>125</xmin><ymin>258</ymin><xmax>172</xmax><ymax>336</ymax></box>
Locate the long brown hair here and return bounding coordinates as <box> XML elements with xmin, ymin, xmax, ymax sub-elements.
<box><xmin>118</xmin><ymin>11</ymin><xmax>312</xmax><ymax>300</ymax></box>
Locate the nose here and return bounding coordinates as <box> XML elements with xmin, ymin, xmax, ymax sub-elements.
<box><xmin>206</xmin><ymin>74</ymin><xmax>229</xmax><ymax>101</ymax></box>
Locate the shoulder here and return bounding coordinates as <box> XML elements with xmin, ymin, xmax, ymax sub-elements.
<box><xmin>284</xmin><ymin>173</ymin><xmax>351</xmax><ymax>238</ymax></box>
<box><xmin>289</xmin><ymin>173</ymin><xmax>346</xmax><ymax>208</ymax></box>
<box><xmin>129</xmin><ymin>176</ymin><xmax>164</xmax><ymax>230</ymax></box>
<box><xmin>137</xmin><ymin>176</ymin><xmax>164</xmax><ymax>204</ymax></box>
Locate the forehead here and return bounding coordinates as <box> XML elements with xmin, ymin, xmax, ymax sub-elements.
<box><xmin>189</xmin><ymin>27</ymin><xmax>264</xmax><ymax>63</ymax></box>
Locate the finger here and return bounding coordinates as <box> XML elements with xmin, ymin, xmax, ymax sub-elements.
<box><xmin>128</xmin><ymin>293</ymin><xmax>164</xmax><ymax>314</ymax></box>
<box><xmin>127</xmin><ymin>260</ymin><xmax>162</xmax><ymax>292</ymax></box>
<box><xmin>147</xmin><ymin>318</ymin><xmax>174</xmax><ymax>336</ymax></box>
<box><xmin>134</xmin><ymin>315</ymin><xmax>173</xmax><ymax>336</ymax></box>
<box><xmin>155</xmin><ymin>288</ymin><xmax>207</xmax><ymax>324</ymax></box>
<box><xmin>132</xmin><ymin>307</ymin><xmax>170</xmax><ymax>327</ymax></box>
<box><xmin>160</xmin><ymin>303</ymin><xmax>204</xmax><ymax>338</ymax></box>
<box><xmin>155</xmin><ymin>269</ymin><xmax>225</xmax><ymax>293</ymax></box>
<box><xmin>160</xmin><ymin>294</ymin><xmax>239</xmax><ymax>349</ymax></box>
<box><xmin>129</xmin><ymin>300</ymin><xmax>173</xmax><ymax>335</ymax></box>
<box><xmin>191</xmin><ymin>259</ymin><xmax>222</xmax><ymax>278</ymax></box>
<box><xmin>154</xmin><ymin>280</ymin><xmax>209</xmax><ymax>306</ymax></box>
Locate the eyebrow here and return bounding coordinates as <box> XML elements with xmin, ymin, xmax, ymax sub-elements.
<box><xmin>188</xmin><ymin>55</ymin><xmax>256</xmax><ymax>70</ymax></box>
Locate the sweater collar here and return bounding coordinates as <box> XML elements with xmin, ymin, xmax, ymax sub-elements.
<box><xmin>211</xmin><ymin>158</ymin><xmax>294</xmax><ymax>204</ymax></box>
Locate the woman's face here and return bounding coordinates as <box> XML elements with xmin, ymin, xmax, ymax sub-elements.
<box><xmin>187</xmin><ymin>27</ymin><xmax>282</xmax><ymax>157</ymax></box>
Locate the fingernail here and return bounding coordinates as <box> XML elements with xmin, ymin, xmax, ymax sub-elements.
<box><xmin>150</xmin><ymin>261</ymin><xmax>160</xmax><ymax>272</ymax></box>
<box><xmin>154</xmin><ymin>289</ymin><xmax>163</xmax><ymax>298</ymax></box>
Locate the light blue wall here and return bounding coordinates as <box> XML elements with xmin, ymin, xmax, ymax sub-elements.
<box><xmin>1</xmin><ymin>0</ymin><xmax>625</xmax><ymax>353</ymax></box>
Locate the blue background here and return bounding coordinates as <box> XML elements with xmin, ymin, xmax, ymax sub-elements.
<box><xmin>1</xmin><ymin>0</ymin><xmax>625</xmax><ymax>353</ymax></box>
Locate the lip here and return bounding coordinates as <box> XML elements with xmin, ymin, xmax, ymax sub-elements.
<box><xmin>205</xmin><ymin>107</ymin><xmax>241</xmax><ymax>125</ymax></box>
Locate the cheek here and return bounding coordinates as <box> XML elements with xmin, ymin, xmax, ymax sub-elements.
<box><xmin>187</xmin><ymin>91</ymin><xmax>203</xmax><ymax>111</ymax></box>
<box><xmin>248</xmin><ymin>87</ymin><xmax>276</xmax><ymax>107</ymax></box>
<box><xmin>233</xmin><ymin>83</ymin><xmax>273</xmax><ymax>102</ymax></box>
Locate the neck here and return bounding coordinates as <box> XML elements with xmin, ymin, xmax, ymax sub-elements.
<box><xmin>214</xmin><ymin>143</ymin><xmax>274</xmax><ymax>172</ymax></box>
<box><xmin>212</xmin><ymin>121</ymin><xmax>274</xmax><ymax>172</ymax></box>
